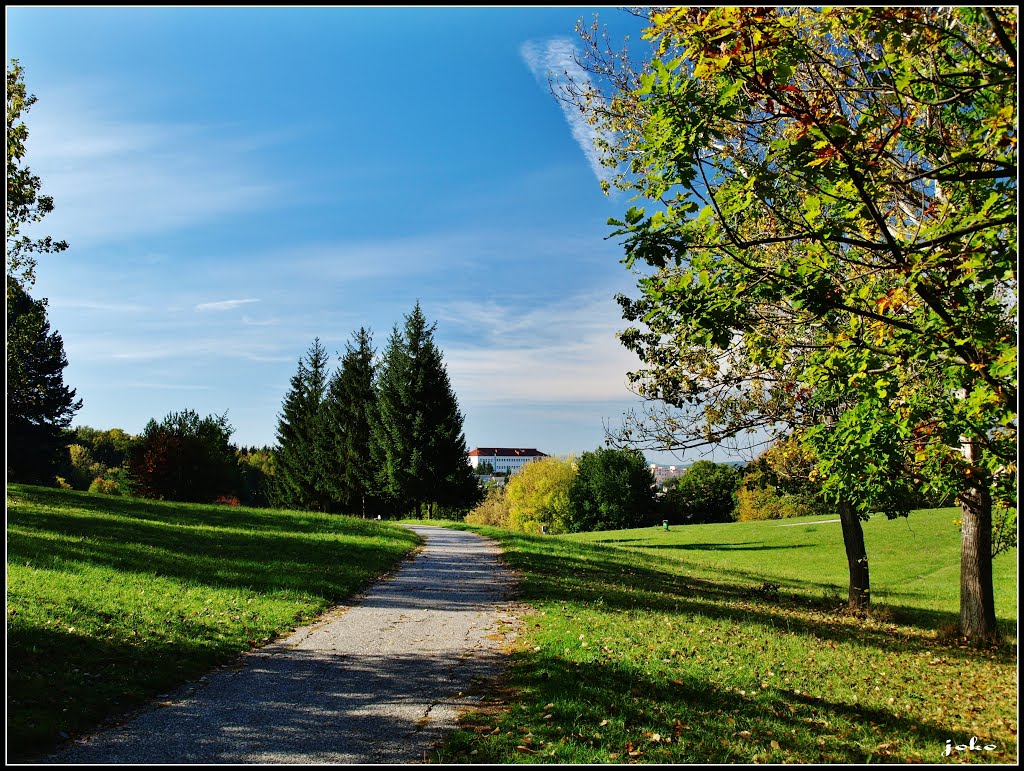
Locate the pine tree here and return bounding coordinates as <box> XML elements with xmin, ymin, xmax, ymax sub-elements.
<box><xmin>321</xmin><ymin>328</ymin><xmax>377</xmax><ymax>516</ymax></box>
<box><xmin>6</xmin><ymin>276</ymin><xmax>82</xmax><ymax>484</ymax></box>
<box><xmin>272</xmin><ymin>338</ymin><xmax>331</xmax><ymax>511</ymax></box>
<box><xmin>371</xmin><ymin>303</ymin><xmax>480</xmax><ymax>518</ymax></box>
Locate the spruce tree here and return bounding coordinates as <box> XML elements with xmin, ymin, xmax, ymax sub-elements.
<box><xmin>321</xmin><ymin>328</ymin><xmax>377</xmax><ymax>516</ymax></box>
<box><xmin>6</xmin><ymin>277</ymin><xmax>82</xmax><ymax>484</ymax></box>
<box><xmin>371</xmin><ymin>303</ymin><xmax>480</xmax><ymax>518</ymax></box>
<box><xmin>272</xmin><ymin>338</ymin><xmax>331</xmax><ymax>511</ymax></box>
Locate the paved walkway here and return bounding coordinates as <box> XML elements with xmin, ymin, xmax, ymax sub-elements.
<box><xmin>46</xmin><ymin>525</ymin><xmax>520</xmax><ymax>765</ymax></box>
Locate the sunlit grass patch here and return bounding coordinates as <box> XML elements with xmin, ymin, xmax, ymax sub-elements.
<box><xmin>432</xmin><ymin>512</ymin><xmax>1017</xmax><ymax>764</ymax></box>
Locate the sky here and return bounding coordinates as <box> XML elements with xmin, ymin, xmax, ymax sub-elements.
<box><xmin>7</xmin><ymin>6</ymin><xmax>747</xmax><ymax>467</ymax></box>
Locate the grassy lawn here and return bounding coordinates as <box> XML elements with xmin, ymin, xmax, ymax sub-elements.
<box><xmin>430</xmin><ymin>509</ymin><xmax>1017</xmax><ymax>764</ymax></box>
<box><xmin>5</xmin><ymin>484</ymin><xmax>421</xmax><ymax>761</ymax></box>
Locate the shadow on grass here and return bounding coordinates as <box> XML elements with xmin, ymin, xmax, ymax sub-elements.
<box><xmin>7</xmin><ymin>487</ymin><xmax>420</xmax><ymax>600</ymax></box>
<box><xmin>628</xmin><ymin>542</ymin><xmax>815</xmax><ymax>552</ymax></box>
<box><xmin>458</xmin><ymin>649</ymin><xmax>961</xmax><ymax>764</ymax></box>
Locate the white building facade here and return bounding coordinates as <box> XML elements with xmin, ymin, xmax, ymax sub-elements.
<box><xmin>468</xmin><ymin>447</ymin><xmax>547</xmax><ymax>475</ymax></box>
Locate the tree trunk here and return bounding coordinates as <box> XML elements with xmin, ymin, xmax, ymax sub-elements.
<box><xmin>959</xmin><ymin>480</ymin><xmax>999</xmax><ymax>643</ymax></box>
<box><xmin>838</xmin><ymin>499</ymin><xmax>870</xmax><ymax>609</ymax></box>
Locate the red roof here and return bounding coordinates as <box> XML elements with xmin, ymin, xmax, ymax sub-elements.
<box><xmin>468</xmin><ymin>447</ymin><xmax>547</xmax><ymax>458</ymax></box>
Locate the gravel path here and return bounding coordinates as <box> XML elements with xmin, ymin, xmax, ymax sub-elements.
<box><xmin>46</xmin><ymin>525</ymin><xmax>520</xmax><ymax>765</ymax></box>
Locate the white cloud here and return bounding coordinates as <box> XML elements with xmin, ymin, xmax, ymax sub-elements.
<box><xmin>438</xmin><ymin>293</ymin><xmax>641</xmax><ymax>404</ymax></box>
<box><xmin>196</xmin><ymin>298</ymin><xmax>261</xmax><ymax>312</ymax></box>
<box><xmin>520</xmin><ymin>37</ymin><xmax>613</xmax><ymax>183</ymax></box>
<box><xmin>20</xmin><ymin>80</ymin><xmax>282</xmax><ymax>247</ymax></box>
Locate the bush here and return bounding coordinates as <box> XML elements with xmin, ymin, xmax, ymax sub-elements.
<box><xmin>464</xmin><ymin>486</ymin><xmax>511</xmax><ymax>528</ymax></box>
<box><xmin>88</xmin><ymin>476</ymin><xmax>121</xmax><ymax>496</ymax></box>
<box><xmin>736</xmin><ymin>435</ymin><xmax>831</xmax><ymax>522</ymax></box>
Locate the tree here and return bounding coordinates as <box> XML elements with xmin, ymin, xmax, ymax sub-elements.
<box><xmin>6</xmin><ymin>276</ymin><xmax>82</xmax><ymax>484</ymax></box>
<box><xmin>564</xmin><ymin>447</ymin><xmax>657</xmax><ymax>532</ymax></box>
<box><xmin>127</xmin><ymin>409</ymin><xmax>238</xmax><ymax>503</ymax></box>
<box><xmin>371</xmin><ymin>303</ymin><xmax>480</xmax><ymax>517</ymax></box>
<box><xmin>577</xmin><ymin>7</ymin><xmax>1015</xmax><ymax>640</ymax></box>
<box><xmin>7</xmin><ymin>60</ymin><xmax>67</xmax><ymax>288</ymax></box>
<box><xmin>504</xmin><ymin>455</ymin><xmax>577</xmax><ymax>534</ymax></box>
<box><xmin>321</xmin><ymin>328</ymin><xmax>377</xmax><ymax>516</ymax></box>
<box><xmin>660</xmin><ymin>460</ymin><xmax>741</xmax><ymax>525</ymax></box>
<box><xmin>272</xmin><ymin>338</ymin><xmax>331</xmax><ymax>511</ymax></box>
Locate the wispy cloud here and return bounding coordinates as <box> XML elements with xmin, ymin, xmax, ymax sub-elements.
<box><xmin>196</xmin><ymin>298</ymin><xmax>261</xmax><ymax>312</ymax></box>
<box><xmin>22</xmin><ymin>79</ymin><xmax>283</xmax><ymax>247</ymax></box>
<box><xmin>438</xmin><ymin>293</ymin><xmax>641</xmax><ymax>404</ymax></box>
<box><xmin>520</xmin><ymin>37</ymin><xmax>612</xmax><ymax>183</ymax></box>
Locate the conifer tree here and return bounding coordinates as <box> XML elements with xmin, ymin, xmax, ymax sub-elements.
<box><xmin>6</xmin><ymin>276</ymin><xmax>82</xmax><ymax>484</ymax></box>
<box><xmin>272</xmin><ymin>338</ymin><xmax>331</xmax><ymax>511</ymax></box>
<box><xmin>371</xmin><ymin>303</ymin><xmax>480</xmax><ymax>517</ymax></box>
<box><xmin>321</xmin><ymin>328</ymin><xmax>377</xmax><ymax>516</ymax></box>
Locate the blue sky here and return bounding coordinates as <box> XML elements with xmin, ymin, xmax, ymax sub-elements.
<box><xmin>7</xmin><ymin>6</ymin><xmax>738</xmax><ymax>466</ymax></box>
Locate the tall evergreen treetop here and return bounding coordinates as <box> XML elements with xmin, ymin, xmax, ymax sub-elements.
<box><xmin>321</xmin><ymin>327</ymin><xmax>377</xmax><ymax>516</ymax></box>
<box><xmin>371</xmin><ymin>303</ymin><xmax>480</xmax><ymax>517</ymax></box>
<box><xmin>273</xmin><ymin>338</ymin><xmax>331</xmax><ymax>511</ymax></box>
<box><xmin>7</xmin><ymin>276</ymin><xmax>82</xmax><ymax>484</ymax></box>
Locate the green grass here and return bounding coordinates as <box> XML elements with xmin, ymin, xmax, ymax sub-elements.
<box><xmin>5</xmin><ymin>484</ymin><xmax>421</xmax><ymax>760</ymax></box>
<box><xmin>430</xmin><ymin>510</ymin><xmax>1018</xmax><ymax>764</ymax></box>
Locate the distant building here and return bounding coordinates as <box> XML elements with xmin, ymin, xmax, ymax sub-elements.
<box><xmin>468</xmin><ymin>447</ymin><xmax>547</xmax><ymax>475</ymax></box>
<box><xmin>649</xmin><ymin>464</ymin><xmax>688</xmax><ymax>486</ymax></box>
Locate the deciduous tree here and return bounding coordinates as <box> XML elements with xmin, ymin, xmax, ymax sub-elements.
<box><xmin>577</xmin><ymin>7</ymin><xmax>1016</xmax><ymax>639</ymax></box>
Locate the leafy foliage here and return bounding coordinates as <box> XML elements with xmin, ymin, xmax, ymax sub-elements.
<box><xmin>565</xmin><ymin>448</ymin><xmax>657</xmax><ymax>532</ymax></box>
<box><xmin>465</xmin><ymin>485</ymin><xmax>513</xmax><ymax>529</ymax></box>
<box><xmin>736</xmin><ymin>436</ymin><xmax>831</xmax><ymax>522</ymax></box>
<box><xmin>504</xmin><ymin>456</ymin><xmax>578</xmax><ymax>534</ymax></box>
<box><xmin>576</xmin><ymin>7</ymin><xmax>1016</xmax><ymax>640</ymax></box>
<box><xmin>660</xmin><ymin>460</ymin><xmax>741</xmax><ymax>525</ymax></box>
<box><xmin>6</xmin><ymin>60</ymin><xmax>68</xmax><ymax>287</ymax></box>
<box><xmin>127</xmin><ymin>409</ymin><xmax>239</xmax><ymax>503</ymax></box>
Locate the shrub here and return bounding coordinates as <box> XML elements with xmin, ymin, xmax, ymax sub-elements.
<box><xmin>88</xmin><ymin>476</ymin><xmax>121</xmax><ymax>496</ymax></box>
<box><xmin>736</xmin><ymin>435</ymin><xmax>831</xmax><ymax>522</ymax></box>
<box><xmin>54</xmin><ymin>476</ymin><xmax>72</xmax><ymax>490</ymax></box>
<box><xmin>214</xmin><ymin>495</ymin><xmax>241</xmax><ymax>507</ymax></box>
<box><xmin>464</xmin><ymin>486</ymin><xmax>512</xmax><ymax>528</ymax></box>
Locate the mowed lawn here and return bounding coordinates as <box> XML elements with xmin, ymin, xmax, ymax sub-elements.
<box><xmin>5</xmin><ymin>484</ymin><xmax>421</xmax><ymax>760</ymax></box>
<box><xmin>432</xmin><ymin>509</ymin><xmax>1017</xmax><ymax>764</ymax></box>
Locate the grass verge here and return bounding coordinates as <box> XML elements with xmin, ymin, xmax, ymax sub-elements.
<box><xmin>429</xmin><ymin>509</ymin><xmax>1017</xmax><ymax>764</ymax></box>
<box><xmin>6</xmin><ymin>484</ymin><xmax>420</xmax><ymax>760</ymax></box>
